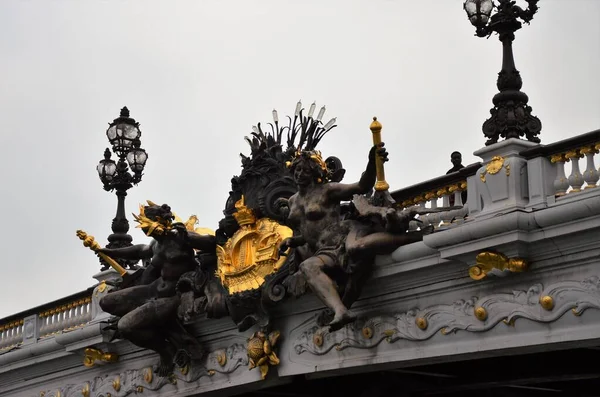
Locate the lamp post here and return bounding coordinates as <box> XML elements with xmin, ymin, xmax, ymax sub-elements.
<box><xmin>96</xmin><ymin>106</ymin><xmax>148</xmax><ymax>271</ymax></box>
<box><xmin>463</xmin><ymin>0</ymin><xmax>542</xmax><ymax>146</ymax></box>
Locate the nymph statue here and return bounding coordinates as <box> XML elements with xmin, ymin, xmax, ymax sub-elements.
<box><xmin>280</xmin><ymin>145</ymin><xmax>427</xmax><ymax>331</ymax></box>
<box><xmin>97</xmin><ymin>202</ymin><xmax>216</xmax><ymax>376</ymax></box>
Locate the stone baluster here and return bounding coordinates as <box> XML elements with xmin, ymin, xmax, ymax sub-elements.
<box><xmin>565</xmin><ymin>150</ymin><xmax>584</xmax><ymax>193</ymax></box>
<box><xmin>581</xmin><ymin>145</ymin><xmax>599</xmax><ymax>189</ymax></box>
<box><xmin>56</xmin><ymin>306</ymin><xmax>64</xmax><ymax>332</ymax></box>
<box><xmin>425</xmin><ymin>191</ymin><xmax>437</xmax><ymax>209</ymax></box>
<box><xmin>74</xmin><ymin>300</ymin><xmax>84</xmax><ymax>326</ymax></box>
<box><xmin>550</xmin><ymin>154</ymin><xmax>570</xmax><ymax>197</ymax></box>
<box><xmin>439</xmin><ymin>187</ymin><xmax>453</xmax><ymax>227</ymax></box>
<box><xmin>82</xmin><ymin>298</ymin><xmax>92</xmax><ymax>323</ymax></box>
<box><xmin>64</xmin><ymin>304</ymin><xmax>74</xmax><ymax>330</ymax></box>
<box><xmin>426</xmin><ymin>191</ymin><xmax>441</xmax><ymax>227</ymax></box>
<box><xmin>446</xmin><ymin>183</ymin><xmax>464</xmax><ymax>225</ymax></box>
<box><xmin>48</xmin><ymin>310</ymin><xmax>58</xmax><ymax>335</ymax></box>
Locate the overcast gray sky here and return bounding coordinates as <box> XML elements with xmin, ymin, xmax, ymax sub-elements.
<box><xmin>0</xmin><ymin>0</ymin><xmax>598</xmax><ymax>319</ymax></box>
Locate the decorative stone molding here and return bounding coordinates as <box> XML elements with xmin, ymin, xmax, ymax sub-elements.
<box><xmin>293</xmin><ymin>276</ymin><xmax>600</xmax><ymax>356</ymax></box>
<box><xmin>38</xmin><ymin>343</ymin><xmax>248</xmax><ymax>397</ymax></box>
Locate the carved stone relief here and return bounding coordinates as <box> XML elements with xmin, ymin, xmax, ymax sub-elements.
<box><xmin>293</xmin><ymin>276</ymin><xmax>600</xmax><ymax>355</ymax></box>
<box><xmin>37</xmin><ymin>343</ymin><xmax>248</xmax><ymax>397</ymax></box>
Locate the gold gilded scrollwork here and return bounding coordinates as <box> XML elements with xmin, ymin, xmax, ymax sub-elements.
<box><xmin>469</xmin><ymin>251</ymin><xmax>528</xmax><ymax>280</ymax></box>
<box><xmin>82</xmin><ymin>347</ymin><xmax>118</xmax><ymax>367</ymax></box>
<box><xmin>313</xmin><ymin>332</ymin><xmax>324</xmax><ymax>347</ymax></box>
<box><xmin>216</xmin><ymin>196</ymin><xmax>293</xmax><ymax>294</ymax></box>
<box><xmin>480</xmin><ymin>156</ymin><xmax>508</xmax><ymax>183</ymax></box>
<box><xmin>81</xmin><ymin>383</ymin><xmax>90</xmax><ymax>397</ymax></box>
<box><xmin>215</xmin><ymin>350</ymin><xmax>227</xmax><ymax>367</ymax></box>
<box><xmin>112</xmin><ymin>376</ymin><xmax>121</xmax><ymax>392</ymax></box>
<box><xmin>550</xmin><ymin>153</ymin><xmax>566</xmax><ymax>163</ymax></box>
<box><xmin>143</xmin><ymin>367</ymin><xmax>153</xmax><ymax>384</ymax></box>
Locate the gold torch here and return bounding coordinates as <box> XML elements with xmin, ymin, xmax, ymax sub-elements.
<box><xmin>369</xmin><ymin>117</ymin><xmax>396</xmax><ymax>207</ymax></box>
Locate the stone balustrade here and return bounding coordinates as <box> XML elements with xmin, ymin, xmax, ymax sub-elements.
<box><xmin>390</xmin><ymin>163</ymin><xmax>480</xmax><ymax>230</ymax></box>
<box><xmin>0</xmin><ymin>320</ymin><xmax>23</xmax><ymax>352</ymax></box>
<box><xmin>0</xmin><ymin>288</ymin><xmax>94</xmax><ymax>352</ymax></box>
<box><xmin>521</xmin><ymin>129</ymin><xmax>600</xmax><ymax>199</ymax></box>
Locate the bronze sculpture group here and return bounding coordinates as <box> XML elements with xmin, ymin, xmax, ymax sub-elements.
<box><xmin>78</xmin><ymin>103</ymin><xmax>450</xmax><ymax>377</ymax></box>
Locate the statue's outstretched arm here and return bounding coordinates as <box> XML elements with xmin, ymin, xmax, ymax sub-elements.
<box><xmin>186</xmin><ymin>231</ymin><xmax>216</xmax><ymax>252</ymax></box>
<box><xmin>327</xmin><ymin>144</ymin><xmax>387</xmax><ymax>202</ymax></box>
<box><xmin>100</xmin><ymin>244</ymin><xmax>152</xmax><ymax>260</ymax></box>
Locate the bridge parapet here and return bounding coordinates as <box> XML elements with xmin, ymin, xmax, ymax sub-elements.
<box><xmin>1</xmin><ymin>133</ymin><xmax>599</xmax><ymax>397</ymax></box>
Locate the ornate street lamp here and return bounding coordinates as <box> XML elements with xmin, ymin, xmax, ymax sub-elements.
<box><xmin>97</xmin><ymin>106</ymin><xmax>148</xmax><ymax>270</ymax></box>
<box><xmin>463</xmin><ymin>0</ymin><xmax>542</xmax><ymax>146</ymax></box>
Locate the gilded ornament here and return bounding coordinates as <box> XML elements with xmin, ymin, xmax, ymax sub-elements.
<box><xmin>76</xmin><ymin>230</ymin><xmax>128</xmax><ymax>277</ymax></box>
<box><xmin>580</xmin><ymin>146</ymin><xmax>599</xmax><ymax>155</ymax></box>
<box><xmin>565</xmin><ymin>149</ymin><xmax>582</xmax><ymax>160</ymax></box>
<box><xmin>550</xmin><ymin>153</ymin><xmax>566</xmax><ymax>163</ymax></box>
<box><xmin>247</xmin><ymin>330</ymin><xmax>280</xmax><ymax>380</ymax></box>
<box><xmin>180</xmin><ymin>364</ymin><xmax>190</xmax><ymax>375</ymax></box>
<box><xmin>207</xmin><ymin>370</ymin><xmax>216</xmax><ymax>376</ymax></box>
<box><xmin>415</xmin><ymin>317</ymin><xmax>428</xmax><ymax>330</ymax></box>
<box><xmin>469</xmin><ymin>251</ymin><xmax>528</xmax><ymax>280</ymax></box>
<box><xmin>486</xmin><ymin>156</ymin><xmax>505</xmax><ymax>174</ymax></box>
<box><xmin>112</xmin><ymin>376</ymin><xmax>121</xmax><ymax>392</ymax></box>
<box><xmin>81</xmin><ymin>383</ymin><xmax>90</xmax><ymax>397</ymax></box>
<box><xmin>383</xmin><ymin>329</ymin><xmax>395</xmax><ymax>337</ymax></box>
<box><xmin>215</xmin><ymin>350</ymin><xmax>227</xmax><ymax>367</ymax></box>
<box><xmin>369</xmin><ymin>117</ymin><xmax>390</xmax><ymax>192</ymax></box>
<box><xmin>362</xmin><ymin>326</ymin><xmax>373</xmax><ymax>339</ymax></box>
<box><xmin>312</xmin><ymin>332</ymin><xmax>324</xmax><ymax>347</ymax></box>
<box><xmin>97</xmin><ymin>281</ymin><xmax>107</xmax><ymax>294</ymax></box>
<box><xmin>143</xmin><ymin>367</ymin><xmax>153</xmax><ymax>384</ymax></box>
<box><xmin>216</xmin><ymin>196</ymin><xmax>293</xmax><ymax>294</ymax></box>
<box><xmin>132</xmin><ymin>200</ymin><xmax>173</xmax><ymax>236</ymax></box>
<box><xmin>168</xmin><ymin>374</ymin><xmax>177</xmax><ymax>385</ymax></box>
<box><xmin>136</xmin><ymin>386</ymin><xmax>144</xmax><ymax>393</ymax></box>
<box><xmin>480</xmin><ymin>156</ymin><xmax>508</xmax><ymax>183</ymax></box>
<box><xmin>82</xmin><ymin>347</ymin><xmax>118</xmax><ymax>367</ymax></box>
<box><xmin>540</xmin><ymin>295</ymin><xmax>554</xmax><ymax>310</ymax></box>
<box><xmin>474</xmin><ymin>307</ymin><xmax>488</xmax><ymax>321</ymax></box>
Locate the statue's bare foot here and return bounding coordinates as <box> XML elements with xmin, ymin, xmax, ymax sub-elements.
<box><xmin>328</xmin><ymin>310</ymin><xmax>357</xmax><ymax>332</ymax></box>
<box><xmin>156</xmin><ymin>353</ymin><xmax>175</xmax><ymax>377</ymax></box>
